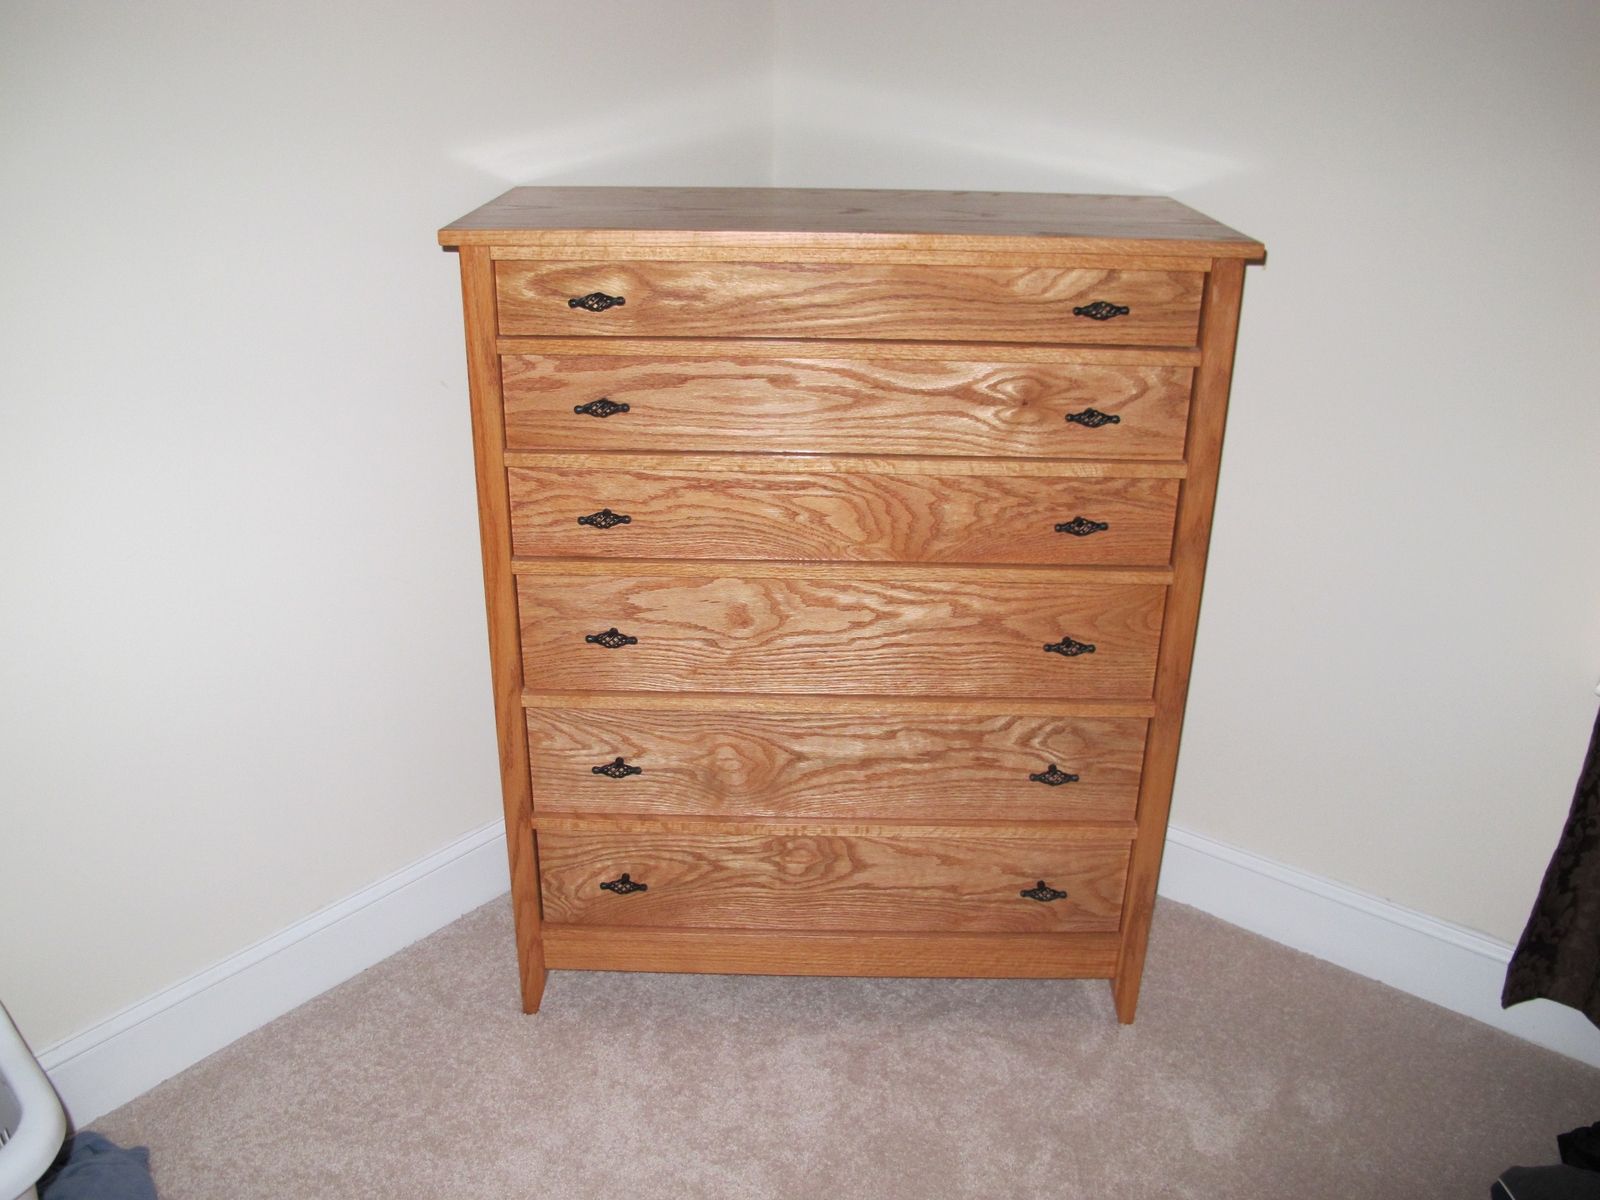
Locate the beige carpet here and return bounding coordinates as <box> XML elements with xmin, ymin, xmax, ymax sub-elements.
<box><xmin>93</xmin><ymin>899</ymin><xmax>1600</xmax><ymax>1199</ymax></box>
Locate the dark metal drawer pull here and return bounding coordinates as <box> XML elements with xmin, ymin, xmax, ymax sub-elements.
<box><xmin>578</xmin><ymin>508</ymin><xmax>632</xmax><ymax>530</ymax></box>
<box><xmin>1055</xmin><ymin>516</ymin><xmax>1109</xmax><ymax>537</ymax></box>
<box><xmin>600</xmin><ymin>873</ymin><xmax>648</xmax><ymax>895</ymax></box>
<box><xmin>1065</xmin><ymin>407</ymin><xmax>1120</xmax><ymax>428</ymax></box>
<box><xmin>586</xmin><ymin>627</ymin><xmax>638</xmax><ymax>649</ymax></box>
<box><xmin>592</xmin><ymin>756</ymin><xmax>643</xmax><ymax>779</ymax></box>
<box><xmin>1021</xmin><ymin>881</ymin><xmax>1069</xmax><ymax>902</ymax></box>
<box><xmin>1072</xmin><ymin>301</ymin><xmax>1129</xmax><ymax>321</ymax></box>
<box><xmin>1044</xmin><ymin>636</ymin><xmax>1096</xmax><ymax>657</ymax></box>
<box><xmin>1029</xmin><ymin>764</ymin><xmax>1079</xmax><ymax>787</ymax></box>
<box><xmin>574</xmin><ymin>398</ymin><xmax>630</xmax><ymax>418</ymax></box>
<box><xmin>569</xmin><ymin>292</ymin><xmax>626</xmax><ymax>312</ymax></box>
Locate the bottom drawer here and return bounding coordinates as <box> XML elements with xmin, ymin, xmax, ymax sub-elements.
<box><xmin>538</xmin><ymin>830</ymin><xmax>1130</xmax><ymax>934</ymax></box>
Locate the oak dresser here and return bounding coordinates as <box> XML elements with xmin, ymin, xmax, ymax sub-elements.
<box><xmin>438</xmin><ymin>187</ymin><xmax>1263</xmax><ymax>1021</ymax></box>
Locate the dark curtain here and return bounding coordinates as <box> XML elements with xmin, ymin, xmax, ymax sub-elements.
<box><xmin>1503</xmin><ymin>707</ymin><xmax>1600</xmax><ymax>1024</ymax></box>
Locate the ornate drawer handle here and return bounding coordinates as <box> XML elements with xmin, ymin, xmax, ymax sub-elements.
<box><xmin>1055</xmin><ymin>516</ymin><xmax>1109</xmax><ymax>537</ymax></box>
<box><xmin>1029</xmin><ymin>764</ymin><xmax>1079</xmax><ymax>786</ymax></box>
<box><xmin>1072</xmin><ymin>301</ymin><xmax>1129</xmax><ymax>321</ymax></box>
<box><xmin>1021</xmin><ymin>880</ymin><xmax>1069</xmax><ymax>902</ymax></box>
<box><xmin>1044</xmin><ymin>636</ymin><xmax>1096</xmax><ymax>657</ymax></box>
<box><xmin>569</xmin><ymin>292</ymin><xmax>626</xmax><ymax>312</ymax></box>
<box><xmin>600</xmin><ymin>872</ymin><xmax>648</xmax><ymax>895</ymax></box>
<box><xmin>578</xmin><ymin>508</ymin><xmax>632</xmax><ymax>530</ymax></box>
<box><xmin>1065</xmin><ymin>407</ymin><xmax>1120</xmax><ymax>428</ymax></box>
<box><xmin>586</xmin><ymin>627</ymin><xmax>638</xmax><ymax>649</ymax></box>
<box><xmin>574</xmin><ymin>398</ymin><xmax>630</xmax><ymax>418</ymax></box>
<box><xmin>592</xmin><ymin>756</ymin><xmax>643</xmax><ymax>779</ymax></box>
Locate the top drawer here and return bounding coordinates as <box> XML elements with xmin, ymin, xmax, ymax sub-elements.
<box><xmin>495</xmin><ymin>260</ymin><xmax>1203</xmax><ymax>347</ymax></box>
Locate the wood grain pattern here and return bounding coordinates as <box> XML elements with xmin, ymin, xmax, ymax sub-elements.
<box><xmin>542</xmin><ymin>926</ymin><xmax>1121</xmax><ymax>977</ymax></box>
<box><xmin>456</xmin><ymin>247</ymin><xmax>546</xmax><ymax>1013</ymax></box>
<box><xmin>513</xmin><ymin>559</ymin><xmax>1171</xmax><ymax>585</ymax></box>
<box><xmin>490</xmin><ymin>244</ymin><xmax>1215</xmax><ymax>270</ymax></box>
<box><xmin>439</xmin><ymin>187</ymin><xmax>1265</xmax><ymax>259</ymax></box>
<box><xmin>1113</xmin><ymin>257</ymin><xmax>1249</xmax><ymax>1024</ymax></box>
<box><xmin>538</xmin><ymin>830</ymin><xmax>1130</xmax><ymax>933</ymax></box>
<box><xmin>508</xmin><ymin>464</ymin><xmax>1179</xmax><ymax>566</ymax></box>
<box><xmin>495</xmin><ymin>260</ymin><xmax>1203</xmax><ymax>346</ymax></box>
<box><xmin>501</xmin><ymin>354</ymin><xmax>1193</xmax><ymax>459</ymax></box>
<box><xmin>517</xmin><ymin>572</ymin><xmax>1166</xmax><ymax>700</ymax></box>
<box><xmin>504</xmin><ymin>453</ymin><xmax>1183</xmax><ymax>479</ymax></box>
<box><xmin>535</xmin><ymin>815</ymin><xmax>1134</xmax><ymax>840</ymax></box>
<box><xmin>523</xmin><ymin>690</ymin><xmax>1157</xmax><ymax>720</ymax></box>
<box><xmin>525</xmin><ymin>707</ymin><xmax>1148</xmax><ymax>821</ymax></box>
<box><xmin>497</xmin><ymin>337</ymin><xmax>1201</xmax><ymax>364</ymax></box>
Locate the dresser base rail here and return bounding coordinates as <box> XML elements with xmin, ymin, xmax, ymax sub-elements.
<box><xmin>542</xmin><ymin>926</ymin><xmax>1119</xmax><ymax>978</ymax></box>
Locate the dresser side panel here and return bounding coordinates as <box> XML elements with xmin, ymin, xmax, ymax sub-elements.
<box><xmin>459</xmin><ymin>245</ymin><xmax>546</xmax><ymax>1011</ymax></box>
<box><xmin>1113</xmin><ymin>257</ymin><xmax>1248</xmax><ymax>1022</ymax></box>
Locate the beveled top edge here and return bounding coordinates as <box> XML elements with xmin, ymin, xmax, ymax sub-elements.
<box><xmin>438</xmin><ymin>186</ymin><xmax>1265</xmax><ymax>258</ymax></box>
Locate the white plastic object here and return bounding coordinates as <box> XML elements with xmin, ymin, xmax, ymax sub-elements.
<box><xmin>0</xmin><ymin>1002</ymin><xmax>65</xmax><ymax>1200</ymax></box>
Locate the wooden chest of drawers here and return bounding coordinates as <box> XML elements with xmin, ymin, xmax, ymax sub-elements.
<box><xmin>439</xmin><ymin>188</ymin><xmax>1263</xmax><ymax>1021</ymax></box>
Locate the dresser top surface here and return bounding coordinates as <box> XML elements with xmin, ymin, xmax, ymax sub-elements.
<box><xmin>438</xmin><ymin>187</ymin><xmax>1263</xmax><ymax>258</ymax></box>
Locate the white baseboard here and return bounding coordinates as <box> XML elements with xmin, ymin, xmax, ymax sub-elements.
<box><xmin>39</xmin><ymin>822</ymin><xmax>510</xmax><ymax>1126</ymax></box>
<box><xmin>40</xmin><ymin>819</ymin><xmax>1599</xmax><ymax>1127</ymax></box>
<box><xmin>1160</xmin><ymin>823</ymin><xmax>1600</xmax><ymax>1067</ymax></box>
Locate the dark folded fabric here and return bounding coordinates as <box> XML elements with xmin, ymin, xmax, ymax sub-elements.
<box><xmin>1491</xmin><ymin>1164</ymin><xmax>1600</xmax><ymax>1199</ymax></box>
<box><xmin>1504</xmin><ymin>708</ymin><xmax>1600</xmax><ymax>1023</ymax></box>
<box><xmin>1562</xmin><ymin>1121</ymin><xmax>1600</xmax><ymax>1171</ymax></box>
<box><xmin>37</xmin><ymin>1131</ymin><xmax>157</xmax><ymax>1200</ymax></box>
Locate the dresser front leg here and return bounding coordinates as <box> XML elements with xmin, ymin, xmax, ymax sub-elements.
<box><xmin>509</xmin><ymin>835</ymin><xmax>547</xmax><ymax>1013</ymax></box>
<box><xmin>520</xmin><ymin>947</ymin><xmax>548</xmax><ymax>1013</ymax></box>
<box><xmin>1111</xmin><ymin>971</ymin><xmax>1140</xmax><ymax>1024</ymax></box>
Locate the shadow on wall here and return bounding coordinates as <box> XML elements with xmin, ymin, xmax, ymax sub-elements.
<box><xmin>772</xmin><ymin>74</ymin><xmax>1249</xmax><ymax>192</ymax></box>
<box><xmin>448</xmin><ymin>72</ymin><xmax>1248</xmax><ymax>194</ymax></box>
<box><xmin>450</xmin><ymin>76</ymin><xmax>769</xmax><ymax>185</ymax></box>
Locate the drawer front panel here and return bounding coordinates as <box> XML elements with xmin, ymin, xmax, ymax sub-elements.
<box><xmin>503</xmin><ymin>355</ymin><xmax>1193</xmax><ymax>460</ymax></box>
<box><xmin>496</xmin><ymin>261</ymin><xmax>1203</xmax><ymax>346</ymax></box>
<box><xmin>539</xmin><ymin>830</ymin><xmax>1130</xmax><ymax>933</ymax></box>
<box><xmin>509</xmin><ymin>466</ymin><xmax>1179</xmax><ymax>566</ymax></box>
<box><xmin>518</xmin><ymin>573</ymin><xmax>1165</xmax><ymax>700</ymax></box>
<box><xmin>527</xmin><ymin>708</ymin><xmax>1147</xmax><ymax>822</ymax></box>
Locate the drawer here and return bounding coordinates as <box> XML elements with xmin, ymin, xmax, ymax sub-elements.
<box><xmin>526</xmin><ymin>708</ymin><xmax>1148</xmax><ymax>822</ymax></box>
<box><xmin>502</xmin><ymin>354</ymin><xmax>1194</xmax><ymax>460</ymax></box>
<box><xmin>538</xmin><ymin>829</ymin><xmax>1131</xmax><ymax>933</ymax></box>
<box><xmin>495</xmin><ymin>260</ymin><xmax>1203</xmax><ymax>346</ymax></box>
<box><xmin>508</xmin><ymin>463</ymin><xmax>1180</xmax><ymax>566</ymax></box>
<box><xmin>517</xmin><ymin>570</ymin><xmax>1165</xmax><ymax>700</ymax></box>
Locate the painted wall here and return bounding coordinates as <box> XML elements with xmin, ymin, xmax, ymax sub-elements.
<box><xmin>0</xmin><ymin>0</ymin><xmax>769</xmax><ymax>1049</ymax></box>
<box><xmin>772</xmin><ymin>0</ymin><xmax>1600</xmax><ymax>941</ymax></box>
<box><xmin>3</xmin><ymin>0</ymin><xmax>1597</xmax><ymax>1060</ymax></box>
